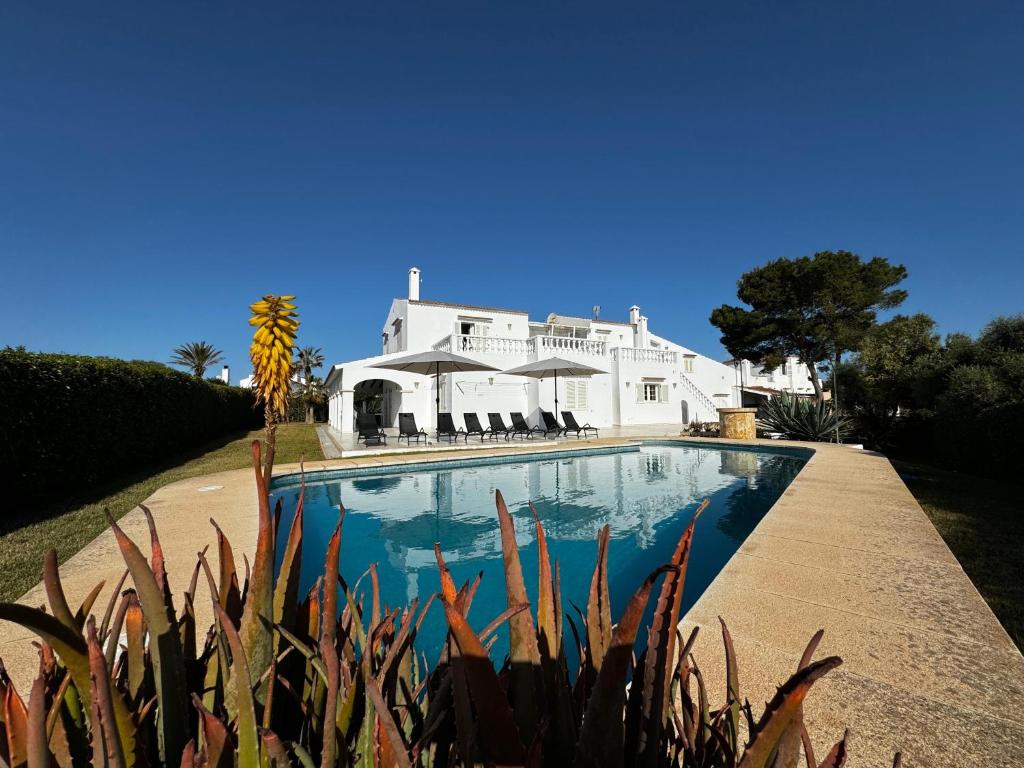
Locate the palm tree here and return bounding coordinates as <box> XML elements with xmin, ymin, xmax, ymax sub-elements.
<box><xmin>295</xmin><ymin>346</ymin><xmax>326</xmax><ymax>422</ymax></box>
<box><xmin>170</xmin><ymin>341</ymin><xmax>224</xmax><ymax>378</ymax></box>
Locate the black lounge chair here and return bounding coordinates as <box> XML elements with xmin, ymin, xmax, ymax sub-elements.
<box><xmin>356</xmin><ymin>412</ymin><xmax>386</xmax><ymax>446</ymax></box>
<box><xmin>398</xmin><ymin>413</ymin><xmax>428</xmax><ymax>445</ymax></box>
<box><xmin>437</xmin><ymin>413</ymin><xmax>468</xmax><ymax>443</ymax></box>
<box><xmin>487</xmin><ymin>413</ymin><xmax>516</xmax><ymax>441</ymax></box>
<box><xmin>510</xmin><ymin>412</ymin><xmax>544</xmax><ymax>439</ymax></box>
<box><xmin>541</xmin><ymin>411</ymin><xmax>566</xmax><ymax>438</ymax></box>
<box><xmin>464</xmin><ymin>413</ymin><xmax>497</xmax><ymax>441</ymax></box>
<box><xmin>562</xmin><ymin>411</ymin><xmax>599</xmax><ymax>438</ymax></box>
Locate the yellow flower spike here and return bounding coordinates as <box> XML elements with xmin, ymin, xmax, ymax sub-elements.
<box><xmin>248</xmin><ymin>294</ymin><xmax>299</xmax><ymax>430</ymax></box>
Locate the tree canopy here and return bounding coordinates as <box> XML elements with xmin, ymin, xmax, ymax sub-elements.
<box><xmin>710</xmin><ymin>250</ymin><xmax>907</xmax><ymax>399</ymax></box>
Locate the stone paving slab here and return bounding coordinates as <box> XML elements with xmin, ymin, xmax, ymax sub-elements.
<box><xmin>679</xmin><ymin>439</ymin><xmax>1024</xmax><ymax>766</ymax></box>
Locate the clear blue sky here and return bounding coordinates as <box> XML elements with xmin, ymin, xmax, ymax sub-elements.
<box><xmin>2</xmin><ymin>1</ymin><xmax>1021</xmax><ymax>379</ymax></box>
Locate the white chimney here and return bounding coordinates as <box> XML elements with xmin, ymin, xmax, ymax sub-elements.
<box><xmin>408</xmin><ymin>267</ymin><xmax>421</xmax><ymax>301</ymax></box>
<box><xmin>638</xmin><ymin>316</ymin><xmax>649</xmax><ymax>348</ymax></box>
<box><xmin>220</xmin><ymin>365</ymin><xmax>230</xmax><ymax>384</ymax></box>
<box><xmin>629</xmin><ymin>305</ymin><xmax>640</xmax><ymax>325</ymax></box>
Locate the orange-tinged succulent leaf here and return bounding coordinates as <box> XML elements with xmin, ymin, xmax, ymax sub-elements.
<box><xmin>99</xmin><ymin>569</ymin><xmax>130</xmax><ymax>644</ymax></box>
<box><xmin>272</xmin><ymin>498</ymin><xmax>305</xmax><ymax>630</ymax></box>
<box><xmin>815</xmin><ymin>729</ymin><xmax>848</xmax><ymax>768</ymax></box>
<box><xmin>211</xmin><ymin>520</ymin><xmax>242</xmax><ymax>623</ymax></box>
<box><xmin>494</xmin><ymin>489</ymin><xmax>542</xmax><ymax>744</ymax></box>
<box><xmin>42</xmin><ymin>551</ymin><xmax>78</xmax><ymax>633</ymax></box>
<box><xmin>141</xmin><ymin>505</ymin><xmax>174</xmax><ymax>613</ymax></box>
<box><xmin>441</xmin><ymin>599</ymin><xmax>526</xmax><ymax>766</ymax></box>
<box><xmin>86</xmin><ymin>618</ymin><xmax>126</xmax><ymax>768</ymax></box>
<box><xmin>192</xmin><ymin>694</ymin><xmax>231</xmax><ymax>768</ymax></box>
<box><xmin>107</xmin><ymin>512</ymin><xmax>187</xmax><ymax>763</ymax></box>
<box><xmin>637</xmin><ymin>500</ymin><xmax>707</xmax><ymax>766</ymax></box>
<box><xmin>586</xmin><ymin>525</ymin><xmax>612</xmax><ymax>672</ymax></box>
<box><xmin>365</xmin><ymin>676</ymin><xmax>412</xmax><ymax>768</ymax></box>
<box><xmin>74</xmin><ymin>581</ymin><xmax>106</xmax><ymax>628</ymax></box>
<box><xmin>575</xmin><ymin>566</ymin><xmax>671</xmax><ymax>768</ymax></box>
<box><xmin>124</xmin><ymin>593</ymin><xmax>145</xmax><ymax>702</ymax></box>
<box><xmin>433</xmin><ymin>545</ymin><xmax>458</xmax><ymax>605</ymax></box>
<box><xmin>737</xmin><ymin>656</ymin><xmax>842</xmax><ymax>768</ymax></box>
<box><xmin>213</xmin><ymin>604</ymin><xmax>259</xmax><ymax>767</ymax></box>
<box><xmin>238</xmin><ymin>441</ymin><xmax>276</xmax><ymax>691</ymax></box>
<box><xmin>720</xmin><ymin>617</ymin><xmax>741</xmax><ymax>753</ymax></box>
<box><xmin>530</xmin><ymin>501</ymin><xmax>558</xmax><ymax>661</ymax></box>
<box><xmin>319</xmin><ymin>517</ymin><xmax>343</xmax><ymax>768</ymax></box>
<box><xmin>4</xmin><ymin>675</ymin><xmax>29</xmax><ymax>767</ymax></box>
<box><xmin>27</xmin><ymin>658</ymin><xmax>51</xmax><ymax>768</ymax></box>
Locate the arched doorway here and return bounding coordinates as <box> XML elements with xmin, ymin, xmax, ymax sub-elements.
<box><xmin>352</xmin><ymin>378</ymin><xmax>404</xmax><ymax>430</ymax></box>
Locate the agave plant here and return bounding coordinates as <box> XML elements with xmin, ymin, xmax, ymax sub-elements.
<box><xmin>0</xmin><ymin>441</ymin><xmax>898</xmax><ymax>767</ymax></box>
<box><xmin>757</xmin><ymin>392</ymin><xmax>852</xmax><ymax>442</ymax></box>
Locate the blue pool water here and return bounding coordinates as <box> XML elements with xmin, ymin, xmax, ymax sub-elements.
<box><xmin>269</xmin><ymin>442</ymin><xmax>807</xmax><ymax>662</ymax></box>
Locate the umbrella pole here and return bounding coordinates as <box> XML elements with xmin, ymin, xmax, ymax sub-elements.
<box><xmin>435</xmin><ymin>363</ymin><xmax>440</xmax><ymax>442</ymax></box>
<box><xmin>554</xmin><ymin>371</ymin><xmax>558</xmax><ymax>421</ymax></box>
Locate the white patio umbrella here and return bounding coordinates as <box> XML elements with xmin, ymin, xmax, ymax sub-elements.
<box><xmin>369</xmin><ymin>350</ymin><xmax>500</xmax><ymax>437</ymax></box>
<box><xmin>500</xmin><ymin>356</ymin><xmax>607</xmax><ymax>419</ymax></box>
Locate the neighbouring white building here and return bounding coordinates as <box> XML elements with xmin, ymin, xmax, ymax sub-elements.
<box><xmin>325</xmin><ymin>268</ymin><xmax>814</xmax><ymax>434</ymax></box>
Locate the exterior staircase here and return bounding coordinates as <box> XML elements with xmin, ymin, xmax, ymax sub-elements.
<box><xmin>678</xmin><ymin>373</ymin><xmax>721</xmax><ymax>423</ymax></box>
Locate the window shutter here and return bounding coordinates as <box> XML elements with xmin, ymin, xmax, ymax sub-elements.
<box><xmin>578</xmin><ymin>381</ymin><xmax>588</xmax><ymax>410</ymax></box>
<box><xmin>636</xmin><ymin>384</ymin><xmax>644</xmax><ymax>403</ymax></box>
<box><xmin>659</xmin><ymin>384</ymin><xmax>668</xmax><ymax>403</ymax></box>
<box><xmin>565</xmin><ymin>380</ymin><xmax>576</xmax><ymax>410</ymax></box>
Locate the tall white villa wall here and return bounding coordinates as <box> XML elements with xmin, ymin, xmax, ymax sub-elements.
<box><xmin>325</xmin><ymin>267</ymin><xmax>811</xmax><ymax>434</ymax></box>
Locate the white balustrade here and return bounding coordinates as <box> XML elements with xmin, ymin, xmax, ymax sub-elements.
<box><xmin>611</xmin><ymin>347</ymin><xmax>678</xmax><ymax>365</ymax></box>
<box><xmin>529</xmin><ymin>336</ymin><xmax>607</xmax><ymax>357</ymax></box>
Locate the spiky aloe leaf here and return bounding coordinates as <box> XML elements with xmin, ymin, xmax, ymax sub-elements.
<box><xmin>365</xmin><ymin>676</ymin><xmax>412</xmax><ymax>768</ymax></box>
<box><xmin>720</xmin><ymin>618</ymin><xmax>741</xmax><ymax>754</ymax></box>
<box><xmin>238</xmin><ymin>441</ymin><xmax>276</xmax><ymax>695</ymax></box>
<box><xmin>4</xmin><ymin>673</ymin><xmax>29</xmax><ymax>767</ymax></box>
<box><xmin>736</xmin><ymin>656</ymin><xmax>842</xmax><ymax>768</ymax></box>
<box><xmin>0</xmin><ymin>607</ymin><xmax>93</xmax><ymax>730</ymax></box>
<box><xmin>42</xmin><ymin>551</ymin><xmax>78</xmax><ymax>633</ymax></box>
<box><xmin>107</xmin><ymin>513</ymin><xmax>187</xmax><ymax>763</ymax></box>
<box><xmin>319</xmin><ymin>517</ymin><xmax>343</xmax><ymax>768</ymax></box>
<box><xmin>86</xmin><ymin>618</ymin><xmax>126</xmax><ymax>768</ymax></box>
<box><xmin>441</xmin><ymin>599</ymin><xmax>526</xmax><ymax>766</ymax></box>
<box><xmin>27</xmin><ymin>656</ymin><xmax>51</xmax><ymax>768</ymax></box>
<box><xmin>586</xmin><ymin>525</ymin><xmax>613</xmax><ymax>675</ymax></box>
<box><xmin>494</xmin><ymin>489</ymin><xmax>542</xmax><ymax>746</ymax></box>
<box><xmin>637</xmin><ymin>500</ymin><xmax>707</xmax><ymax>767</ymax></box>
<box><xmin>815</xmin><ymin>729</ymin><xmax>848</xmax><ymax>768</ymax></box>
<box><xmin>575</xmin><ymin>566</ymin><xmax>672</xmax><ymax>768</ymax></box>
<box><xmin>272</xmin><ymin>499</ymin><xmax>304</xmax><ymax>629</ymax></box>
<box><xmin>211</xmin><ymin>520</ymin><xmax>242</xmax><ymax>623</ymax></box>
<box><xmin>141</xmin><ymin>505</ymin><xmax>174</xmax><ymax>613</ymax></box>
<box><xmin>123</xmin><ymin>593</ymin><xmax>145</xmax><ymax>703</ymax></box>
<box><xmin>191</xmin><ymin>694</ymin><xmax>231</xmax><ymax>768</ymax></box>
<box><xmin>214</xmin><ymin>604</ymin><xmax>259</xmax><ymax>766</ymax></box>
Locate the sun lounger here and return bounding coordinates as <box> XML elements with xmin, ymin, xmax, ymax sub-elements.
<box><xmin>437</xmin><ymin>413</ymin><xmax>468</xmax><ymax>443</ymax></box>
<box><xmin>356</xmin><ymin>412</ymin><xmax>387</xmax><ymax>446</ymax></box>
<box><xmin>561</xmin><ymin>410</ymin><xmax>598</xmax><ymax>438</ymax></box>
<box><xmin>398</xmin><ymin>413</ymin><xmax>428</xmax><ymax>445</ymax></box>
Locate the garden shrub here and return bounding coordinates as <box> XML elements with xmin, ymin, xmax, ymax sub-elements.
<box><xmin>0</xmin><ymin>347</ymin><xmax>261</xmax><ymax>505</ymax></box>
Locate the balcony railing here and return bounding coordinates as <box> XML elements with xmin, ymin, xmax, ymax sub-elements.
<box><xmin>433</xmin><ymin>334</ymin><xmax>531</xmax><ymax>356</ymax></box>
<box><xmin>612</xmin><ymin>347</ymin><xmax>678</xmax><ymax>365</ymax></box>
<box><xmin>529</xmin><ymin>335</ymin><xmax>607</xmax><ymax>357</ymax></box>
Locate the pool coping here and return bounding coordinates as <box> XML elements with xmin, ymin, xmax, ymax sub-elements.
<box><xmin>1</xmin><ymin>436</ymin><xmax>1020</xmax><ymax>765</ymax></box>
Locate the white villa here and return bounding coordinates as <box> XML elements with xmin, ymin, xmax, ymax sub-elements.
<box><xmin>324</xmin><ymin>268</ymin><xmax>815</xmax><ymax>435</ymax></box>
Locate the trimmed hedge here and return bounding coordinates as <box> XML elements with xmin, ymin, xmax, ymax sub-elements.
<box><xmin>1</xmin><ymin>348</ymin><xmax>262</xmax><ymax>505</ymax></box>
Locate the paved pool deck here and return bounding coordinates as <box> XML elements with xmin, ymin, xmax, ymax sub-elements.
<box><xmin>1</xmin><ymin>434</ymin><xmax>1021</xmax><ymax>765</ymax></box>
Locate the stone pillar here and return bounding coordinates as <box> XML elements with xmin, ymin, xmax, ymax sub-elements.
<box><xmin>717</xmin><ymin>407</ymin><xmax>758</xmax><ymax>440</ymax></box>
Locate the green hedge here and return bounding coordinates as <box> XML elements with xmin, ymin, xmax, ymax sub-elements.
<box><xmin>1</xmin><ymin>348</ymin><xmax>262</xmax><ymax>505</ymax></box>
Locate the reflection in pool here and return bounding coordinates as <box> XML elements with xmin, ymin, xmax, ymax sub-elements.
<box><xmin>270</xmin><ymin>443</ymin><xmax>806</xmax><ymax>662</ymax></box>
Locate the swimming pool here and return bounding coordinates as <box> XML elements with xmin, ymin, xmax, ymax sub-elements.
<box><xmin>269</xmin><ymin>441</ymin><xmax>807</xmax><ymax>661</ymax></box>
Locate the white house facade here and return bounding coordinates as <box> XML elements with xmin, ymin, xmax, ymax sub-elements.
<box><xmin>325</xmin><ymin>268</ymin><xmax>812</xmax><ymax>434</ymax></box>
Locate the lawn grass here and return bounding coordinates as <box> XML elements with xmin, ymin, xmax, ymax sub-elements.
<box><xmin>893</xmin><ymin>458</ymin><xmax>1023</xmax><ymax>650</ymax></box>
<box><xmin>0</xmin><ymin>423</ymin><xmax>324</xmax><ymax>601</ymax></box>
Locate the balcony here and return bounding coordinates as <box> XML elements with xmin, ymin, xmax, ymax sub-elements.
<box><xmin>432</xmin><ymin>333</ymin><xmax>606</xmax><ymax>358</ymax></box>
<box><xmin>611</xmin><ymin>347</ymin><xmax>678</xmax><ymax>365</ymax></box>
